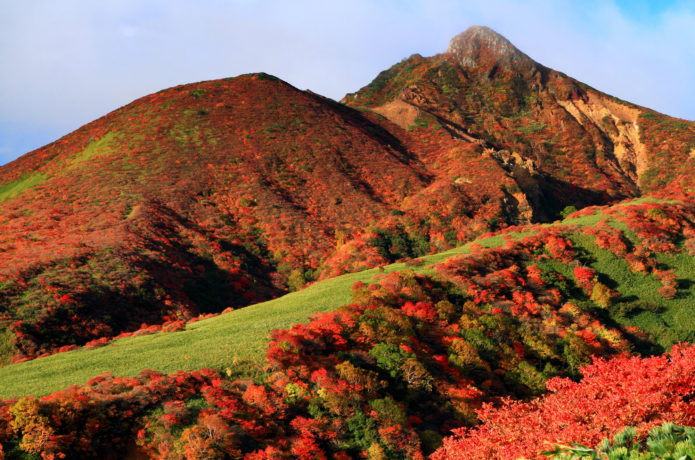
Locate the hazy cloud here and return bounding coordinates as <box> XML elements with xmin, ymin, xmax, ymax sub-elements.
<box><xmin>0</xmin><ymin>0</ymin><xmax>693</xmax><ymax>164</ymax></box>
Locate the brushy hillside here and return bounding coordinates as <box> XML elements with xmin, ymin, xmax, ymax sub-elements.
<box><xmin>0</xmin><ymin>196</ymin><xmax>693</xmax><ymax>399</ymax></box>
<box><xmin>0</xmin><ymin>230</ymin><xmax>499</xmax><ymax>398</ymax></box>
<box><xmin>1</xmin><ymin>26</ymin><xmax>693</xmax><ymax>364</ymax></box>
<box><xmin>0</xmin><ymin>25</ymin><xmax>693</xmax><ymax>459</ymax></box>
<box><xmin>0</xmin><ymin>72</ymin><xmax>514</xmax><ymax>362</ymax></box>
<box><xmin>345</xmin><ymin>26</ymin><xmax>695</xmax><ymax>213</ymax></box>
<box><xmin>0</xmin><ymin>70</ymin><xmax>541</xmax><ymax>362</ymax></box>
<box><xmin>0</xmin><ymin>197</ymin><xmax>692</xmax><ymax>458</ymax></box>
<box><xmin>433</xmin><ymin>348</ymin><xmax>695</xmax><ymax>459</ymax></box>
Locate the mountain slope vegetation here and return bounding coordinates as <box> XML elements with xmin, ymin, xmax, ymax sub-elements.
<box><xmin>0</xmin><ymin>195</ymin><xmax>692</xmax><ymax>399</ymax></box>
<box><xmin>346</xmin><ymin>27</ymin><xmax>694</xmax><ymax>218</ymax></box>
<box><xmin>0</xmin><ymin>28</ymin><xmax>692</xmax><ymax>362</ymax></box>
<box><xmin>0</xmin><ymin>25</ymin><xmax>692</xmax><ymax>459</ymax></box>
<box><xmin>0</xmin><ymin>72</ymin><xmax>534</xmax><ymax>361</ymax></box>
<box><xmin>0</xmin><ymin>196</ymin><xmax>693</xmax><ymax>458</ymax></box>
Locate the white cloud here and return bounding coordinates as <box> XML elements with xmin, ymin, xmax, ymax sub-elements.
<box><xmin>0</xmin><ymin>0</ymin><xmax>693</xmax><ymax>163</ymax></box>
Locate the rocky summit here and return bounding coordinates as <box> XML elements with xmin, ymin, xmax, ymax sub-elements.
<box><xmin>447</xmin><ymin>25</ymin><xmax>533</xmax><ymax>70</ymax></box>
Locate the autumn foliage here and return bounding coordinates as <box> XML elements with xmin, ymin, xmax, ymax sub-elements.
<box><xmin>433</xmin><ymin>345</ymin><xmax>695</xmax><ymax>460</ymax></box>
<box><xmin>0</xmin><ymin>25</ymin><xmax>693</xmax><ymax>459</ymax></box>
<box><xmin>0</xmin><ymin>24</ymin><xmax>693</xmax><ymax>365</ymax></box>
<box><xmin>0</xmin><ymin>72</ymin><xmax>535</xmax><ymax>362</ymax></box>
<box><xmin>0</xmin><ymin>223</ymin><xmax>655</xmax><ymax>458</ymax></box>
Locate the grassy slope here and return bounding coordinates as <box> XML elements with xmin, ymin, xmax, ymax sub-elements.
<box><xmin>0</xmin><ymin>234</ymin><xmax>512</xmax><ymax>398</ymax></box>
<box><xmin>0</xmin><ymin>172</ymin><xmax>47</xmax><ymax>203</ymax></box>
<box><xmin>1</xmin><ymin>201</ymin><xmax>692</xmax><ymax>398</ymax></box>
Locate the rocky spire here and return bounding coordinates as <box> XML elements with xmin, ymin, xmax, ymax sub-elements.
<box><xmin>446</xmin><ymin>26</ymin><xmax>534</xmax><ymax>70</ymax></box>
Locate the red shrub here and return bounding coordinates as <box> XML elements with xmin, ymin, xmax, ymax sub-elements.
<box><xmin>573</xmin><ymin>266</ymin><xmax>596</xmax><ymax>294</ymax></box>
<box><xmin>84</xmin><ymin>337</ymin><xmax>110</xmax><ymax>349</ymax></box>
<box><xmin>161</xmin><ymin>320</ymin><xmax>186</xmax><ymax>332</ymax></box>
<box><xmin>433</xmin><ymin>344</ymin><xmax>695</xmax><ymax>460</ymax></box>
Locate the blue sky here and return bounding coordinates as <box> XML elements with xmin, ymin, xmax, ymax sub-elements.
<box><xmin>1</xmin><ymin>0</ymin><xmax>693</xmax><ymax>166</ymax></box>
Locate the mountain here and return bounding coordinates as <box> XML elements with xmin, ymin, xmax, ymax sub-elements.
<box><xmin>0</xmin><ymin>73</ymin><xmax>515</xmax><ymax>361</ymax></box>
<box><xmin>344</xmin><ymin>26</ymin><xmax>694</xmax><ymax>215</ymax></box>
<box><xmin>0</xmin><ymin>26</ymin><xmax>692</xmax><ymax>364</ymax></box>
<box><xmin>0</xmin><ymin>24</ymin><xmax>693</xmax><ymax>460</ymax></box>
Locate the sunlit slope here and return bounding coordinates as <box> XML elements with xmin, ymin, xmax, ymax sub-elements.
<box><xmin>346</xmin><ymin>26</ymin><xmax>695</xmax><ymax>208</ymax></box>
<box><xmin>0</xmin><ymin>72</ymin><xmax>442</xmax><ymax>361</ymax></box>
<box><xmin>0</xmin><ymin>71</ymin><xmax>531</xmax><ymax>362</ymax></box>
<box><xmin>0</xmin><ymin>238</ymin><xmax>488</xmax><ymax>398</ymax></box>
<box><xmin>0</xmin><ymin>197</ymin><xmax>693</xmax><ymax>398</ymax></box>
<box><xmin>2</xmin><ymin>26</ymin><xmax>692</xmax><ymax>366</ymax></box>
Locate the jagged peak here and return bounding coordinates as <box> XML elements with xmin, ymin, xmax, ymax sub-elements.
<box><xmin>446</xmin><ymin>26</ymin><xmax>533</xmax><ymax>69</ymax></box>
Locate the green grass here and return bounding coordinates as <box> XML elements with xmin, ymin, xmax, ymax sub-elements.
<box><xmin>0</xmin><ymin>200</ymin><xmax>691</xmax><ymax>398</ymax></box>
<box><xmin>0</xmin><ymin>234</ymin><xmax>516</xmax><ymax>398</ymax></box>
<box><xmin>596</xmin><ymin>215</ymin><xmax>695</xmax><ymax>346</ymax></box>
<box><xmin>69</xmin><ymin>131</ymin><xmax>119</xmax><ymax>165</ymax></box>
<box><xmin>556</xmin><ymin>196</ymin><xmax>670</xmax><ymax>228</ymax></box>
<box><xmin>567</xmin><ymin>233</ymin><xmax>695</xmax><ymax>346</ymax></box>
<box><xmin>544</xmin><ymin>203</ymin><xmax>694</xmax><ymax>349</ymax></box>
<box><xmin>0</xmin><ymin>172</ymin><xmax>47</xmax><ymax>203</ymax></box>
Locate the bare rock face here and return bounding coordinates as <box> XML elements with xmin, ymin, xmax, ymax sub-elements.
<box><xmin>557</xmin><ymin>93</ymin><xmax>648</xmax><ymax>185</ymax></box>
<box><xmin>371</xmin><ymin>99</ymin><xmax>419</xmax><ymax>130</ymax></box>
<box><xmin>446</xmin><ymin>26</ymin><xmax>535</xmax><ymax>71</ymax></box>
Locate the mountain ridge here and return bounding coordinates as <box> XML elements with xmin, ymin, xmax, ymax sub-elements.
<box><xmin>0</xmin><ymin>25</ymin><xmax>693</xmax><ymax>460</ymax></box>
<box><xmin>0</xmin><ymin>27</ymin><xmax>692</xmax><ymax>362</ymax></box>
<box><xmin>344</xmin><ymin>26</ymin><xmax>693</xmax><ymax>214</ymax></box>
